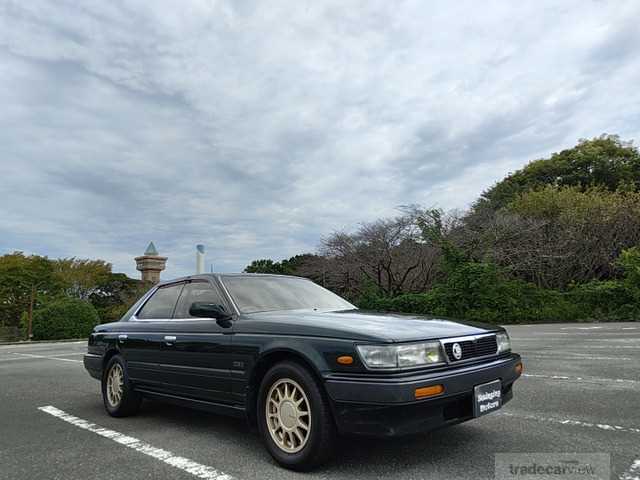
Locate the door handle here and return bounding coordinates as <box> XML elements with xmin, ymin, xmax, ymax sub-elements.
<box><xmin>164</xmin><ymin>335</ymin><xmax>177</xmax><ymax>345</ymax></box>
<box><xmin>118</xmin><ymin>334</ymin><xmax>127</xmax><ymax>341</ymax></box>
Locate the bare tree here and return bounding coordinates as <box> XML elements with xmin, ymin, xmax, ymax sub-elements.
<box><xmin>461</xmin><ymin>188</ymin><xmax>640</xmax><ymax>289</ymax></box>
<box><xmin>316</xmin><ymin>211</ymin><xmax>441</xmax><ymax>299</ymax></box>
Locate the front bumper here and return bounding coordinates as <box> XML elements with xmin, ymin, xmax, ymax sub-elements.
<box><xmin>324</xmin><ymin>353</ymin><xmax>521</xmax><ymax>436</ymax></box>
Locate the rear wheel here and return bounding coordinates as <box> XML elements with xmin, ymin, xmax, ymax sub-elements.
<box><xmin>101</xmin><ymin>354</ymin><xmax>142</xmax><ymax>417</ymax></box>
<box><xmin>257</xmin><ymin>361</ymin><xmax>335</xmax><ymax>471</ymax></box>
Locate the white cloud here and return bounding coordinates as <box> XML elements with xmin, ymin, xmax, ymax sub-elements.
<box><xmin>1</xmin><ymin>0</ymin><xmax>639</xmax><ymax>278</ymax></box>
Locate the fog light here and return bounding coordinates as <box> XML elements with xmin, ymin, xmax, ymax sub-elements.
<box><xmin>515</xmin><ymin>362</ymin><xmax>523</xmax><ymax>375</ymax></box>
<box><xmin>415</xmin><ymin>384</ymin><xmax>444</xmax><ymax>399</ymax></box>
<box><xmin>337</xmin><ymin>355</ymin><xmax>354</xmax><ymax>365</ymax></box>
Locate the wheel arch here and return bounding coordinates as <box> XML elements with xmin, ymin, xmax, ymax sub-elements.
<box><xmin>102</xmin><ymin>346</ymin><xmax>121</xmax><ymax>372</ymax></box>
<box><xmin>245</xmin><ymin>347</ymin><xmax>327</xmax><ymax>427</ymax></box>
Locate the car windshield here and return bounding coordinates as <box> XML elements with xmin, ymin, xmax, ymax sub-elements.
<box><xmin>222</xmin><ymin>276</ymin><xmax>355</xmax><ymax>314</ymax></box>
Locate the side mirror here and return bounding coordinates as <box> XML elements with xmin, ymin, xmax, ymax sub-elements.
<box><xmin>189</xmin><ymin>302</ymin><xmax>231</xmax><ymax>321</ymax></box>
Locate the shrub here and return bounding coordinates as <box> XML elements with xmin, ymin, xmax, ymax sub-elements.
<box><xmin>618</xmin><ymin>247</ymin><xmax>640</xmax><ymax>302</ymax></box>
<box><xmin>356</xmin><ymin>259</ymin><xmax>600</xmax><ymax>324</ymax></box>
<box><xmin>358</xmin><ymin>293</ymin><xmax>436</xmax><ymax>315</ymax></box>
<box><xmin>27</xmin><ymin>297</ymin><xmax>100</xmax><ymax>340</ymax></box>
<box><xmin>567</xmin><ymin>281</ymin><xmax>631</xmax><ymax>320</ymax></box>
<box><xmin>561</xmin><ymin>248</ymin><xmax>640</xmax><ymax>321</ymax></box>
<box><xmin>387</xmin><ymin>293</ymin><xmax>436</xmax><ymax>314</ymax></box>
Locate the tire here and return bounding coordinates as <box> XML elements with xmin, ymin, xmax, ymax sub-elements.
<box><xmin>101</xmin><ymin>354</ymin><xmax>142</xmax><ymax>417</ymax></box>
<box><xmin>257</xmin><ymin>361</ymin><xmax>335</xmax><ymax>471</ymax></box>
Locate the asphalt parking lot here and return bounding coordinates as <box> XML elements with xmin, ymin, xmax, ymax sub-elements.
<box><xmin>1</xmin><ymin>323</ymin><xmax>638</xmax><ymax>480</ymax></box>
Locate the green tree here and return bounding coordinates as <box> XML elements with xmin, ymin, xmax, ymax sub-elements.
<box><xmin>89</xmin><ymin>273</ymin><xmax>150</xmax><ymax>323</ymax></box>
<box><xmin>279</xmin><ymin>254</ymin><xmax>318</xmax><ymax>274</ymax></box>
<box><xmin>243</xmin><ymin>254</ymin><xmax>319</xmax><ymax>276</ymax></box>
<box><xmin>53</xmin><ymin>258</ymin><xmax>113</xmax><ymax>300</ymax></box>
<box><xmin>244</xmin><ymin>259</ymin><xmax>288</xmax><ymax>274</ymax></box>
<box><xmin>474</xmin><ymin>134</ymin><xmax>640</xmax><ymax>213</ymax></box>
<box><xmin>0</xmin><ymin>252</ymin><xmax>59</xmax><ymax>328</ymax></box>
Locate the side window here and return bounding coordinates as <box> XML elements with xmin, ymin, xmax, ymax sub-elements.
<box><xmin>137</xmin><ymin>283</ymin><xmax>184</xmax><ymax>319</ymax></box>
<box><xmin>174</xmin><ymin>281</ymin><xmax>225</xmax><ymax>319</ymax></box>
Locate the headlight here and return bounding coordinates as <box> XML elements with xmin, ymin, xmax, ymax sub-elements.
<box><xmin>497</xmin><ymin>332</ymin><xmax>511</xmax><ymax>354</ymax></box>
<box><xmin>357</xmin><ymin>341</ymin><xmax>445</xmax><ymax>369</ymax></box>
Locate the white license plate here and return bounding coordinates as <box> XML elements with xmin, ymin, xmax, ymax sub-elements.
<box><xmin>473</xmin><ymin>379</ymin><xmax>502</xmax><ymax>417</ymax></box>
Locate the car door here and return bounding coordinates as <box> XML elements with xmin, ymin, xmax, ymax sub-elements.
<box><xmin>122</xmin><ymin>281</ymin><xmax>185</xmax><ymax>389</ymax></box>
<box><xmin>158</xmin><ymin>279</ymin><xmax>234</xmax><ymax>405</ymax></box>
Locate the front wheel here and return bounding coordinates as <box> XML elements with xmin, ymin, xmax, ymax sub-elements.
<box><xmin>101</xmin><ymin>354</ymin><xmax>142</xmax><ymax>417</ymax></box>
<box><xmin>257</xmin><ymin>361</ymin><xmax>335</xmax><ymax>471</ymax></box>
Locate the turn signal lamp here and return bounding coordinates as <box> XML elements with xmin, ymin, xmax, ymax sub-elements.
<box><xmin>415</xmin><ymin>384</ymin><xmax>444</xmax><ymax>399</ymax></box>
<box><xmin>337</xmin><ymin>355</ymin><xmax>354</xmax><ymax>365</ymax></box>
<box><xmin>515</xmin><ymin>362</ymin><xmax>523</xmax><ymax>375</ymax></box>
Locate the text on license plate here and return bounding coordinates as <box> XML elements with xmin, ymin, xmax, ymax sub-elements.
<box><xmin>473</xmin><ymin>379</ymin><xmax>502</xmax><ymax>417</ymax></box>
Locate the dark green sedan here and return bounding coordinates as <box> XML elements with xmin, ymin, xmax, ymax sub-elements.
<box><xmin>84</xmin><ymin>274</ymin><xmax>522</xmax><ymax>471</ymax></box>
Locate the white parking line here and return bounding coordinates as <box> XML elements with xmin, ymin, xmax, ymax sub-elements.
<box><xmin>523</xmin><ymin>373</ymin><xmax>639</xmax><ymax>386</ymax></box>
<box><xmin>0</xmin><ymin>341</ymin><xmax>85</xmax><ymax>349</ymax></box>
<box><xmin>10</xmin><ymin>353</ymin><xmax>82</xmax><ymax>363</ymax></box>
<box><xmin>499</xmin><ymin>411</ymin><xmax>640</xmax><ymax>435</ymax></box>
<box><xmin>41</xmin><ymin>352</ymin><xmax>83</xmax><ymax>357</ymax></box>
<box><xmin>9</xmin><ymin>352</ymin><xmax>84</xmax><ymax>357</ymax></box>
<box><xmin>584</xmin><ymin>338</ymin><xmax>640</xmax><ymax>343</ymax></box>
<box><xmin>515</xmin><ymin>345</ymin><xmax>640</xmax><ymax>350</ymax></box>
<box><xmin>38</xmin><ymin>406</ymin><xmax>234</xmax><ymax>480</ymax></box>
<box><xmin>560</xmin><ymin>326</ymin><xmax>604</xmax><ymax>330</ymax></box>
<box><xmin>620</xmin><ymin>459</ymin><xmax>640</xmax><ymax>480</ymax></box>
<box><xmin>511</xmin><ymin>334</ymin><xmax>571</xmax><ymax>338</ymax></box>
<box><xmin>522</xmin><ymin>355</ymin><xmax>633</xmax><ymax>361</ymax></box>
<box><xmin>568</xmin><ymin>346</ymin><xmax>640</xmax><ymax>349</ymax></box>
<box><xmin>539</xmin><ymin>332</ymin><xmax>573</xmax><ymax>335</ymax></box>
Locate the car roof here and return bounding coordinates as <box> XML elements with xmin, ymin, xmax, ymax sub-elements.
<box><xmin>155</xmin><ymin>272</ymin><xmax>306</xmax><ymax>287</ymax></box>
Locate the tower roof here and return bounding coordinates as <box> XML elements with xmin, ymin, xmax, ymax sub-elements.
<box><xmin>144</xmin><ymin>241</ymin><xmax>159</xmax><ymax>256</ymax></box>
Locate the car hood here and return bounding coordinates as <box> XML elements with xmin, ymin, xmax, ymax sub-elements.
<box><xmin>237</xmin><ymin>309</ymin><xmax>501</xmax><ymax>343</ymax></box>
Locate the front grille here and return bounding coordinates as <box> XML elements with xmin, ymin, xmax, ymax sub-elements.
<box><xmin>443</xmin><ymin>335</ymin><xmax>497</xmax><ymax>362</ymax></box>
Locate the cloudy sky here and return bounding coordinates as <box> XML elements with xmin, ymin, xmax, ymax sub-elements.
<box><xmin>1</xmin><ymin>1</ymin><xmax>639</xmax><ymax>278</ymax></box>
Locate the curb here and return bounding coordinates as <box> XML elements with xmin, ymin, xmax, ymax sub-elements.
<box><xmin>0</xmin><ymin>338</ymin><xmax>87</xmax><ymax>346</ymax></box>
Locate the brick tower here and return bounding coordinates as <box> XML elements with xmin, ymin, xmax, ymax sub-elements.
<box><xmin>135</xmin><ymin>242</ymin><xmax>167</xmax><ymax>284</ymax></box>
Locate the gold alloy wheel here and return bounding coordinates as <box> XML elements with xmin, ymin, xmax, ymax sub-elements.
<box><xmin>265</xmin><ymin>378</ymin><xmax>311</xmax><ymax>453</ymax></box>
<box><xmin>106</xmin><ymin>363</ymin><xmax>124</xmax><ymax>407</ymax></box>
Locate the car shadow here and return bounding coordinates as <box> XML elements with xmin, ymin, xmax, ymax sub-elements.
<box><xmin>327</xmin><ymin>424</ymin><xmax>492</xmax><ymax>477</ymax></box>
<box><xmin>139</xmin><ymin>399</ymin><xmax>255</xmax><ymax>438</ymax></box>
<box><xmin>137</xmin><ymin>400</ymin><xmax>490</xmax><ymax>476</ymax></box>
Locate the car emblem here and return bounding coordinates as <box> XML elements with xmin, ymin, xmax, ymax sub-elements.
<box><xmin>452</xmin><ymin>342</ymin><xmax>463</xmax><ymax>360</ymax></box>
